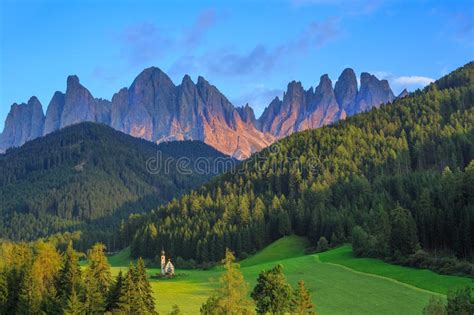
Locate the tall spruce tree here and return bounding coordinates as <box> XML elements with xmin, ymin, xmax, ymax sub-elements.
<box><xmin>0</xmin><ymin>272</ymin><xmax>8</xmax><ymax>314</ymax></box>
<box><xmin>16</xmin><ymin>266</ymin><xmax>41</xmax><ymax>314</ymax></box>
<box><xmin>64</xmin><ymin>287</ymin><xmax>84</xmax><ymax>315</ymax></box>
<box><xmin>134</xmin><ymin>257</ymin><xmax>157</xmax><ymax>314</ymax></box>
<box><xmin>118</xmin><ymin>263</ymin><xmax>137</xmax><ymax>314</ymax></box>
<box><xmin>83</xmin><ymin>243</ymin><xmax>112</xmax><ymax>313</ymax></box>
<box><xmin>106</xmin><ymin>270</ymin><xmax>124</xmax><ymax>312</ymax></box>
<box><xmin>56</xmin><ymin>241</ymin><xmax>82</xmax><ymax>304</ymax></box>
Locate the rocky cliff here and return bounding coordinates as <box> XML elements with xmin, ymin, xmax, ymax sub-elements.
<box><xmin>257</xmin><ymin>68</ymin><xmax>396</xmax><ymax>138</ymax></box>
<box><xmin>1</xmin><ymin>67</ymin><xmax>397</xmax><ymax>158</ymax></box>
<box><xmin>0</xmin><ymin>97</ymin><xmax>44</xmax><ymax>150</ymax></box>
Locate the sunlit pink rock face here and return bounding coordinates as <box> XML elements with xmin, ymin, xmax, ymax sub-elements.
<box><xmin>257</xmin><ymin>68</ymin><xmax>396</xmax><ymax>139</ymax></box>
<box><xmin>0</xmin><ymin>67</ymin><xmax>395</xmax><ymax>158</ymax></box>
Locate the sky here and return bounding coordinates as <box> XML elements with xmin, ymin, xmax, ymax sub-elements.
<box><xmin>1</xmin><ymin>0</ymin><xmax>473</xmax><ymax>130</ymax></box>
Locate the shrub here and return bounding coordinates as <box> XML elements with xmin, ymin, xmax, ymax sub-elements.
<box><xmin>316</xmin><ymin>237</ymin><xmax>329</xmax><ymax>252</ymax></box>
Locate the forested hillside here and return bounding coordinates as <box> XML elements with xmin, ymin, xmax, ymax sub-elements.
<box><xmin>0</xmin><ymin>122</ymin><xmax>235</xmax><ymax>248</ymax></box>
<box><xmin>124</xmin><ymin>62</ymin><xmax>474</xmax><ymax>271</ymax></box>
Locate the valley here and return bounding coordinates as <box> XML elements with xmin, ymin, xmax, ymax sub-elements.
<box><xmin>105</xmin><ymin>236</ymin><xmax>472</xmax><ymax>314</ymax></box>
<box><xmin>0</xmin><ymin>1</ymin><xmax>473</xmax><ymax>311</ymax></box>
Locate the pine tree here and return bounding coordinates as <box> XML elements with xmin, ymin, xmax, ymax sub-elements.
<box><xmin>83</xmin><ymin>275</ymin><xmax>105</xmax><ymax>314</ymax></box>
<box><xmin>85</xmin><ymin>243</ymin><xmax>112</xmax><ymax>296</ymax></box>
<box><xmin>40</xmin><ymin>287</ymin><xmax>62</xmax><ymax>315</ymax></box>
<box><xmin>105</xmin><ymin>271</ymin><xmax>124</xmax><ymax>311</ymax></box>
<box><xmin>389</xmin><ymin>206</ymin><xmax>419</xmax><ymax>256</ymax></box>
<box><xmin>56</xmin><ymin>241</ymin><xmax>82</xmax><ymax>304</ymax></box>
<box><xmin>134</xmin><ymin>257</ymin><xmax>157</xmax><ymax>314</ymax></box>
<box><xmin>118</xmin><ymin>264</ymin><xmax>137</xmax><ymax>314</ymax></box>
<box><xmin>251</xmin><ymin>265</ymin><xmax>294</xmax><ymax>314</ymax></box>
<box><xmin>215</xmin><ymin>249</ymin><xmax>254</xmax><ymax>314</ymax></box>
<box><xmin>83</xmin><ymin>243</ymin><xmax>111</xmax><ymax>313</ymax></box>
<box><xmin>0</xmin><ymin>272</ymin><xmax>8</xmax><ymax>314</ymax></box>
<box><xmin>64</xmin><ymin>287</ymin><xmax>84</xmax><ymax>315</ymax></box>
<box><xmin>16</xmin><ymin>266</ymin><xmax>41</xmax><ymax>314</ymax></box>
<box><xmin>292</xmin><ymin>280</ymin><xmax>315</xmax><ymax>315</ymax></box>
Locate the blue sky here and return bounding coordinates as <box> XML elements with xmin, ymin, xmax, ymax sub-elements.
<box><xmin>1</xmin><ymin>0</ymin><xmax>473</xmax><ymax>130</ymax></box>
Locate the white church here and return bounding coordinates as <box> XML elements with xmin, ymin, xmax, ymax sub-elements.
<box><xmin>160</xmin><ymin>249</ymin><xmax>175</xmax><ymax>276</ymax></box>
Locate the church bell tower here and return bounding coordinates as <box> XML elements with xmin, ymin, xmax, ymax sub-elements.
<box><xmin>161</xmin><ymin>248</ymin><xmax>166</xmax><ymax>275</ymax></box>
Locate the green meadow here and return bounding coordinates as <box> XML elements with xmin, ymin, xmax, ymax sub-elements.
<box><xmin>107</xmin><ymin>236</ymin><xmax>473</xmax><ymax>314</ymax></box>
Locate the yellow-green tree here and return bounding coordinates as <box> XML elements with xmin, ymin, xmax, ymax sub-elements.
<box><xmin>201</xmin><ymin>249</ymin><xmax>254</xmax><ymax>314</ymax></box>
<box><xmin>292</xmin><ymin>280</ymin><xmax>315</xmax><ymax>315</ymax></box>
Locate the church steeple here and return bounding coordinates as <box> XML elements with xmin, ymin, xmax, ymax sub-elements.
<box><xmin>161</xmin><ymin>248</ymin><xmax>166</xmax><ymax>275</ymax></box>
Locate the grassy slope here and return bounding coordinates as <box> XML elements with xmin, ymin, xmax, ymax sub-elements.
<box><xmin>108</xmin><ymin>236</ymin><xmax>473</xmax><ymax>314</ymax></box>
<box><xmin>319</xmin><ymin>245</ymin><xmax>474</xmax><ymax>295</ymax></box>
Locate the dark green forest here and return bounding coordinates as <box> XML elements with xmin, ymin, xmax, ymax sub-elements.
<box><xmin>0</xmin><ymin>123</ymin><xmax>235</xmax><ymax>250</ymax></box>
<box><xmin>124</xmin><ymin>62</ymin><xmax>474</xmax><ymax>274</ymax></box>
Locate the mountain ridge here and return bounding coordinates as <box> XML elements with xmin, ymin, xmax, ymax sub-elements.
<box><xmin>0</xmin><ymin>121</ymin><xmax>235</xmax><ymax>247</ymax></box>
<box><xmin>0</xmin><ymin>67</ymin><xmax>398</xmax><ymax>158</ymax></box>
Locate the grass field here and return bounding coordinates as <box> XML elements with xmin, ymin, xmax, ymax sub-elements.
<box><xmin>318</xmin><ymin>245</ymin><xmax>474</xmax><ymax>296</ymax></box>
<box><xmin>107</xmin><ymin>236</ymin><xmax>473</xmax><ymax>314</ymax></box>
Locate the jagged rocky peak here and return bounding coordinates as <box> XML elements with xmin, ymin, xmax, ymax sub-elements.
<box><xmin>44</xmin><ymin>91</ymin><xmax>65</xmax><ymax>135</ymax></box>
<box><xmin>181</xmin><ymin>74</ymin><xmax>194</xmax><ymax>86</ymax></box>
<box><xmin>285</xmin><ymin>81</ymin><xmax>304</xmax><ymax>100</ymax></box>
<box><xmin>313</xmin><ymin>74</ymin><xmax>336</xmax><ymax>108</ymax></box>
<box><xmin>60</xmin><ymin>74</ymin><xmax>111</xmax><ymax>129</ymax></box>
<box><xmin>397</xmin><ymin>88</ymin><xmax>409</xmax><ymax>99</ymax></box>
<box><xmin>236</xmin><ymin>103</ymin><xmax>257</xmax><ymax>124</ymax></box>
<box><xmin>0</xmin><ymin>65</ymin><xmax>398</xmax><ymax>158</ymax></box>
<box><xmin>133</xmin><ymin>66</ymin><xmax>176</xmax><ymax>89</ymax></box>
<box><xmin>334</xmin><ymin>68</ymin><xmax>358</xmax><ymax>114</ymax></box>
<box><xmin>356</xmin><ymin>72</ymin><xmax>395</xmax><ymax>112</ymax></box>
<box><xmin>0</xmin><ymin>96</ymin><xmax>45</xmax><ymax>151</ymax></box>
<box><xmin>257</xmin><ymin>96</ymin><xmax>282</xmax><ymax>132</ymax></box>
<box><xmin>67</xmin><ymin>74</ymin><xmax>80</xmax><ymax>87</ymax></box>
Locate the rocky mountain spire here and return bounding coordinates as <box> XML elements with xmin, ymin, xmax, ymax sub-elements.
<box><xmin>356</xmin><ymin>72</ymin><xmax>395</xmax><ymax>112</ymax></box>
<box><xmin>44</xmin><ymin>91</ymin><xmax>65</xmax><ymax>135</ymax></box>
<box><xmin>0</xmin><ymin>97</ymin><xmax>44</xmax><ymax>151</ymax></box>
<box><xmin>236</xmin><ymin>103</ymin><xmax>257</xmax><ymax>125</ymax></box>
<box><xmin>334</xmin><ymin>68</ymin><xmax>358</xmax><ymax>115</ymax></box>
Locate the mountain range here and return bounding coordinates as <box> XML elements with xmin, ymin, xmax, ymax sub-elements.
<box><xmin>0</xmin><ymin>67</ymin><xmax>400</xmax><ymax>159</ymax></box>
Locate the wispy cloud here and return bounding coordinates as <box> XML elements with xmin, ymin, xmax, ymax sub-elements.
<box><xmin>393</xmin><ymin>76</ymin><xmax>435</xmax><ymax>86</ymax></box>
<box><xmin>296</xmin><ymin>17</ymin><xmax>341</xmax><ymax>50</ymax></box>
<box><xmin>204</xmin><ymin>45</ymin><xmax>277</xmax><ymax>76</ymax></box>
<box><xmin>182</xmin><ymin>8</ymin><xmax>218</xmax><ymax>49</ymax></box>
<box><xmin>118</xmin><ymin>8</ymin><xmax>220</xmax><ymax>68</ymax></box>
<box><xmin>373</xmin><ymin>71</ymin><xmax>435</xmax><ymax>93</ymax></box>
<box><xmin>171</xmin><ymin>16</ymin><xmax>341</xmax><ymax>78</ymax></box>
<box><xmin>119</xmin><ymin>22</ymin><xmax>172</xmax><ymax>66</ymax></box>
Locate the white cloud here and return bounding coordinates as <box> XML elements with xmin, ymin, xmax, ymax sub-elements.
<box><xmin>393</xmin><ymin>76</ymin><xmax>435</xmax><ymax>86</ymax></box>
